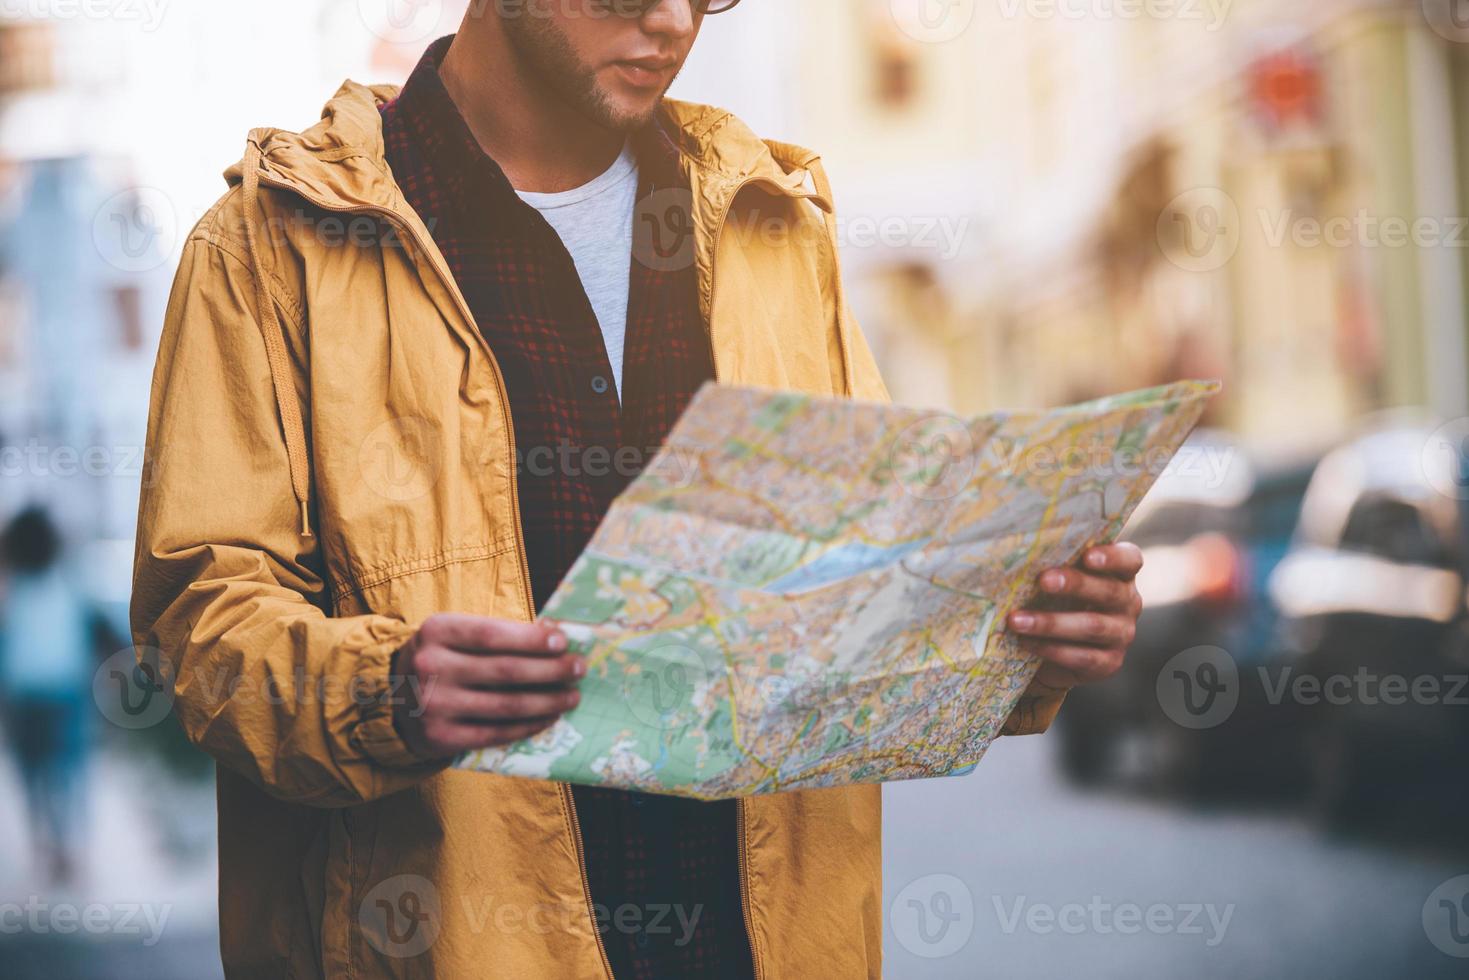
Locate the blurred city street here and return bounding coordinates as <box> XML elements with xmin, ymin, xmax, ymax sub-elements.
<box><xmin>884</xmin><ymin>736</ymin><xmax>1469</xmax><ymax>979</ymax></box>
<box><xmin>4</xmin><ymin>0</ymin><xmax>1469</xmax><ymax>977</ymax></box>
<box><xmin>0</xmin><ymin>744</ymin><xmax>221</xmax><ymax>980</ymax></box>
<box><xmin>3</xmin><ymin>732</ymin><xmax>1466</xmax><ymax>978</ymax></box>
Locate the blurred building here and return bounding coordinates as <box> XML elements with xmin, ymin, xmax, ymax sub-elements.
<box><xmin>6</xmin><ymin>0</ymin><xmax>1467</xmax><ymax>520</ymax></box>
<box><xmin>0</xmin><ymin>13</ymin><xmax>169</xmax><ymax>615</ymax></box>
<box><xmin>768</xmin><ymin>0</ymin><xmax>1469</xmax><ymax>456</ymax></box>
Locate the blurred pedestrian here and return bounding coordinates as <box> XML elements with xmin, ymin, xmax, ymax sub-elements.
<box><xmin>0</xmin><ymin>505</ymin><xmax>92</xmax><ymax>885</ymax></box>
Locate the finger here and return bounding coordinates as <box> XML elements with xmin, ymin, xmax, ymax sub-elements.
<box><xmin>1024</xmin><ymin>642</ymin><xmax>1125</xmax><ymax>684</ymax></box>
<box><xmin>442</xmin><ymin>686</ymin><xmax>582</xmax><ymax>723</ymax></box>
<box><xmin>437</xmin><ymin>717</ymin><xmax>563</xmax><ymax>754</ymax></box>
<box><xmin>453</xmin><ymin>653</ymin><xmax>587</xmax><ymax>689</ymax></box>
<box><xmin>1080</xmin><ymin>543</ymin><xmax>1144</xmax><ymax>580</ymax></box>
<box><xmin>421</xmin><ymin>614</ymin><xmax>567</xmax><ymax>656</ymax></box>
<box><xmin>1033</xmin><ymin>566</ymin><xmax>1136</xmax><ymax>611</ymax></box>
<box><xmin>1009</xmin><ymin>609</ymin><xmax>1135</xmax><ymax>647</ymax></box>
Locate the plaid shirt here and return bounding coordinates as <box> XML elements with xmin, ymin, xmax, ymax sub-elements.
<box><xmin>381</xmin><ymin>38</ymin><xmax>753</xmax><ymax>980</ymax></box>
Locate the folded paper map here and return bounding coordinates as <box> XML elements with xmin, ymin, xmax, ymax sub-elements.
<box><xmin>459</xmin><ymin>380</ymin><xmax>1220</xmax><ymax>799</ymax></box>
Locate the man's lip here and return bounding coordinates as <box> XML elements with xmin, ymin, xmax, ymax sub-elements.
<box><xmin>611</xmin><ymin>59</ymin><xmax>675</xmax><ymax>88</ymax></box>
<box><xmin>615</xmin><ymin>57</ymin><xmax>677</xmax><ymax>72</ymax></box>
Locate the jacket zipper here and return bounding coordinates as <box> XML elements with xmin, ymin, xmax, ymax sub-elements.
<box><xmin>736</xmin><ymin>798</ymin><xmax>765</xmax><ymax>980</ymax></box>
<box><xmin>563</xmin><ymin>784</ymin><xmax>616</xmax><ymax>979</ymax></box>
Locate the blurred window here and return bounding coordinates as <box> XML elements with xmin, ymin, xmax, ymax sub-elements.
<box><xmin>0</xmin><ymin>22</ymin><xmax>56</xmax><ymax>94</ymax></box>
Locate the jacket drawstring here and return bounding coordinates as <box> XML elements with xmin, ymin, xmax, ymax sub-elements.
<box><xmin>241</xmin><ymin>141</ymin><xmax>314</xmax><ymax>538</ymax></box>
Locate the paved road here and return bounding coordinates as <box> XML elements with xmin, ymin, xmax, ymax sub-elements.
<box><xmin>883</xmin><ymin>735</ymin><xmax>1469</xmax><ymax>979</ymax></box>
<box><xmin>4</xmin><ymin>735</ymin><xmax>1465</xmax><ymax>978</ymax></box>
<box><xmin>0</xmin><ymin>747</ymin><xmax>223</xmax><ymax>980</ymax></box>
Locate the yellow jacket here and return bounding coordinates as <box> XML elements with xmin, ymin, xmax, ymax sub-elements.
<box><xmin>131</xmin><ymin>81</ymin><xmax>1063</xmax><ymax>979</ymax></box>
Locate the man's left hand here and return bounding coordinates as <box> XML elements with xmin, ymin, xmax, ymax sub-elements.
<box><xmin>1007</xmin><ymin>543</ymin><xmax>1144</xmax><ymax>689</ymax></box>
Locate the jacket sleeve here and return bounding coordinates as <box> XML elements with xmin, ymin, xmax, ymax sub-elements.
<box><xmin>814</xmin><ymin>170</ymin><xmax>1068</xmax><ymax>737</ymax></box>
<box><xmin>131</xmin><ymin>231</ymin><xmax>444</xmax><ymax>807</ymax></box>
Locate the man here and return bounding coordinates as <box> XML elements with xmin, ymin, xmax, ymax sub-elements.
<box><xmin>132</xmin><ymin>2</ymin><xmax>1145</xmax><ymax>977</ymax></box>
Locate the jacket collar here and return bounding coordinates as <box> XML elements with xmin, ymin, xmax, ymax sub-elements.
<box><xmin>223</xmin><ymin>43</ymin><xmax>839</xmax><ymax>354</ymax></box>
<box><xmin>224</xmin><ymin>62</ymin><xmax>831</xmax><ymax>220</ymax></box>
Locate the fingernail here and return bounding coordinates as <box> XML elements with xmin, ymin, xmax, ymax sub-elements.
<box><xmin>1041</xmin><ymin>571</ymin><xmax>1065</xmax><ymax>592</ymax></box>
<box><xmin>571</xmin><ymin>658</ymin><xmax>587</xmax><ymax>678</ymax></box>
<box><xmin>1011</xmin><ymin>612</ymin><xmax>1035</xmax><ymax>631</ymax></box>
<box><xmin>1087</xmin><ymin>550</ymin><xmax>1107</xmax><ymax>568</ymax></box>
<box><xmin>548</xmin><ymin>632</ymin><xmax>568</xmax><ymax>652</ymax></box>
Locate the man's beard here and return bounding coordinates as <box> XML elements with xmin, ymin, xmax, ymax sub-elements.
<box><xmin>501</xmin><ymin>15</ymin><xmax>671</xmax><ymax>133</ymax></box>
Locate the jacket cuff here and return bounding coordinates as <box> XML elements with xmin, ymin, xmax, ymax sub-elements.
<box><xmin>351</xmin><ymin>623</ymin><xmax>444</xmax><ymax>771</ymax></box>
<box><xmin>1001</xmin><ymin>682</ymin><xmax>1069</xmax><ymax>737</ymax></box>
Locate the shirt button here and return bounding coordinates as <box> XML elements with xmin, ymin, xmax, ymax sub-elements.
<box><xmin>591</xmin><ymin>375</ymin><xmax>609</xmax><ymax>395</ymax></box>
<box><xmin>630</xmin><ymin>794</ymin><xmax>645</xmax><ymax>807</ymax></box>
<box><xmin>636</xmin><ymin>933</ymin><xmax>650</xmax><ymax>949</ymax></box>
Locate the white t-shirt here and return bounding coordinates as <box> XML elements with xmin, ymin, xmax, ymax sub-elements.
<box><xmin>515</xmin><ymin>143</ymin><xmax>639</xmax><ymax>400</ymax></box>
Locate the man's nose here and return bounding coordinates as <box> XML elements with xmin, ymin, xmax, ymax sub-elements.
<box><xmin>641</xmin><ymin>0</ymin><xmax>697</xmax><ymax>38</ymax></box>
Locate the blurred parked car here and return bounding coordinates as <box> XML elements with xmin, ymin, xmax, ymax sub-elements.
<box><xmin>1268</xmin><ymin>417</ymin><xmax>1469</xmax><ymax>827</ymax></box>
<box><xmin>1056</xmin><ymin>431</ymin><xmax>1319</xmax><ymax>793</ymax></box>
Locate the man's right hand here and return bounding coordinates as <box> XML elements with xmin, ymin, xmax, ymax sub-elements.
<box><xmin>392</xmin><ymin>613</ymin><xmax>585</xmax><ymax>761</ymax></box>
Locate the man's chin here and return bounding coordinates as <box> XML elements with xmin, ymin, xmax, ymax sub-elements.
<box><xmin>592</xmin><ymin>93</ymin><xmax>665</xmax><ymax>134</ymax></box>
